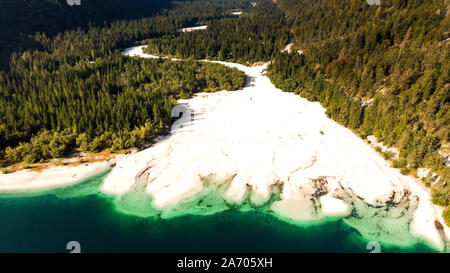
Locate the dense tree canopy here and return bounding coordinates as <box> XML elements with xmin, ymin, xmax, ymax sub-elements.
<box><xmin>0</xmin><ymin>0</ymin><xmax>250</xmax><ymax>68</ymax></box>
<box><xmin>0</xmin><ymin>0</ymin><xmax>173</xmax><ymax>68</ymax></box>
<box><xmin>269</xmin><ymin>0</ymin><xmax>449</xmax><ymax>220</ymax></box>
<box><xmin>143</xmin><ymin>0</ymin><xmax>290</xmax><ymax>63</ymax></box>
<box><xmin>0</xmin><ymin>53</ymin><xmax>245</xmax><ymax>164</ymax></box>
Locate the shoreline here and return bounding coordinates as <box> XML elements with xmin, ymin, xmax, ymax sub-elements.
<box><xmin>0</xmin><ymin>159</ymin><xmax>115</xmax><ymax>193</ymax></box>
<box><xmin>1</xmin><ymin>45</ymin><xmax>448</xmax><ymax>252</ymax></box>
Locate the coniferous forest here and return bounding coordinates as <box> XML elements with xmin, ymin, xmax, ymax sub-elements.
<box><xmin>0</xmin><ymin>0</ymin><xmax>247</xmax><ymax>165</ymax></box>
<box><xmin>0</xmin><ymin>55</ymin><xmax>245</xmax><ymax>163</ymax></box>
<box><xmin>267</xmin><ymin>0</ymin><xmax>449</xmax><ymax>220</ymax></box>
<box><xmin>0</xmin><ymin>0</ymin><xmax>449</xmax><ymax>223</ymax></box>
<box><xmin>143</xmin><ymin>0</ymin><xmax>289</xmax><ymax>63</ymax></box>
<box><xmin>0</xmin><ymin>0</ymin><xmax>171</xmax><ymax>68</ymax></box>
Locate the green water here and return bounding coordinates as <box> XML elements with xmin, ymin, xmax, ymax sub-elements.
<box><xmin>0</xmin><ymin>170</ymin><xmax>439</xmax><ymax>253</ymax></box>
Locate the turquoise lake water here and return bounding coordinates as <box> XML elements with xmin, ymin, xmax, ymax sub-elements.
<box><xmin>0</xmin><ymin>169</ymin><xmax>438</xmax><ymax>253</ymax></box>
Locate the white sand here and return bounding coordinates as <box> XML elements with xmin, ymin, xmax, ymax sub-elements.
<box><xmin>282</xmin><ymin>40</ymin><xmax>304</xmax><ymax>55</ymax></box>
<box><xmin>367</xmin><ymin>135</ymin><xmax>399</xmax><ymax>159</ymax></box>
<box><xmin>417</xmin><ymin>168</ymin><xmax>430</xmax><ymax>179</ymax></box>
<box><xmin>120</xmin><ymin>46</ymin><xmax>181</xmax><ymax>61</ymax></box>
<box><xmin>282</xmin><ymin>42</ymin><xmax>293</xmax><ymax>53</ymax></box>
<box><xmin>181</xmin><ymin>25</ymin><xmax>207</xmax><ymax>32</ymax></box>
<box><xmin>104</xmin><ymin>46</ymin><xmax>450</xmax><ymax>251</ymax></box>
<box><xmin>0</xmin><ymin>45</ymin><xmax>447</xmax><ymax>251</ymax></box>
<box><xmin>0</xmin><ymin>160</ymin><xmax>114</xmax><ymax>192</ymax></box>
<box><xmin>120</xmin><ymin>46</ymin><xmax>162</xmax><ymax>59</ymax></box>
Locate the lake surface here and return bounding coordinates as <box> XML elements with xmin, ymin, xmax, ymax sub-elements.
<box><xmin>0</xmin><ymin>171</ymin><xmax>437</xmax><ymax>253</ymax></box>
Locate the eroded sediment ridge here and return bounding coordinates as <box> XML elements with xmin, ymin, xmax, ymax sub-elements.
<box><xmin>101</xmin><ymin>46</ymin><xmax>450</xmax><ymax>251</ymax></box>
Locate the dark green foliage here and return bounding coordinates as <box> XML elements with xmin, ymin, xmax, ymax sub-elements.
<box><xmin>143</xmin><ymin>0</ymin><xmax>289</xmax><ymax>63</ymax></box>
<box><xmin>0</xmin><ymin>0</ymin><xmax>251</xmax><ymax>68</ymax></box>
<box><xmin>4</xmin><ymin>129</ymin><xmax>77</xmax><ymax>163</ymax></box>
<box><xmin>431</xmin><ymin>167</ymin><xmax>450</xmax><ymax>206</ymax></box>
<box><xmin>1</xmin><ymin>0</ymin><xmax>448</xmax><ymax>222</ymax></box>
<box><xmin>0</xmin><ymin>53</ymin><xmax>245</xmax><ymax>165</ymax></box>
<box><xmin>269</xmin><ymin>0</ymin><xmax>449</xmax><ymax>216</ymax></box>
<box><xmin>0</xmin><ymin>0</ymin><xmax>249</xmax><ymax>166</ymax></box>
